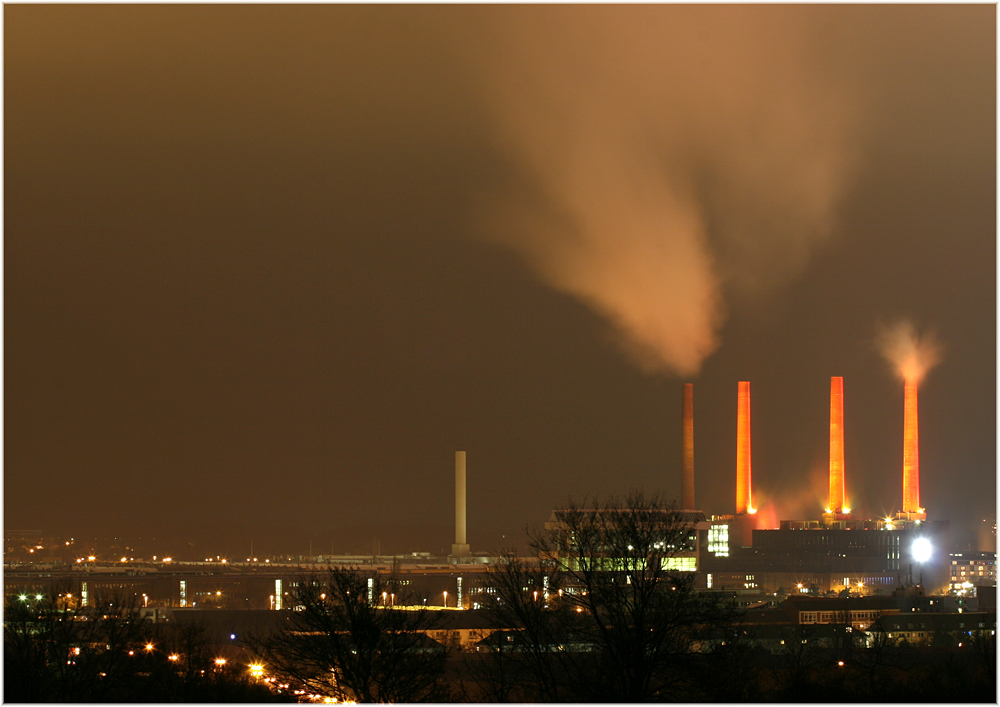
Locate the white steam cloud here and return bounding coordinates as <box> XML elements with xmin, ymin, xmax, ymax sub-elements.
<box><xmin>877</xmin><ymin>320</ymin><xmax>944</xmax><ymax>385</ymax></box>
<box><xmin>473</xmin><ymin>7</ymin><xmax>860</xmax><ymax>376</ymax></box>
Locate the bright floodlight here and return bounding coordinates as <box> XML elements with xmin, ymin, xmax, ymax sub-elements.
<box><xmin>912</xmin><ymin>538</ymin><xmax>933</xmax><ymax>563</ymax></box>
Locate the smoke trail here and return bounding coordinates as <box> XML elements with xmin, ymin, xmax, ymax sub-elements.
<box><xmin>471</xmin><ymin>7</ymin><xmax>860</xmax><ymax>377</ymax></box>
<box><xmin>876</xmin><ymin>320</ymin><xmax>944</xmax><ymax>384</ymax></box>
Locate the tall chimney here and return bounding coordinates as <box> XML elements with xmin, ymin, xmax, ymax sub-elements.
<box><xmin>452</xmin><ymin>451</ymin><xmax>470</xmax><ymax>557</ymax></box>
<box><xmin>736</xmin><ymin>381</ymin><xmax>754</xmax><ymax>514</ymax></box>
<box><xmin>902</xmin><ymin>380</ymin><xmax>922</xmax><ymax>515</ymax></box>
<box><xmin>682</xmin><ymin>383</ymin><xmax>695</xmax><ymax>510</ymax></box>
<box><xmin>828</xmin><ymin>376</ymin><xmax>846</xmax><ymax>514</ymax></box>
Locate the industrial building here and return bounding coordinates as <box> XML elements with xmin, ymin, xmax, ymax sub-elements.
<box><xmin>684</xmin><ymin>377</ymin><xmax>960</xmax><ymax>595</ymax></box>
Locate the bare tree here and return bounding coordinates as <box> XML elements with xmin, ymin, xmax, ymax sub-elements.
<box><xmin>473</xmin><ymin>552</ymin><xmax>568</xmax><ymax>701</ymax></box>
<box><xmin>243</xmin><ymin>566</ymin><xmax>451</xmax><ymax>703</ymax></box>
<box><xmin>478</xmin><ymin>491</ymin><xmax>743</xmax><ymax>701</ymax></box>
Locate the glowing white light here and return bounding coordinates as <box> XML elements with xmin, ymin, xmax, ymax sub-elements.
<box><xmin>912</xmin><ymin>538</ymin><xmax>932</xmax><ymax>563</ymax></box>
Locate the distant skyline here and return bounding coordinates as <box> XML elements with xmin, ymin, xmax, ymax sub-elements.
<box><xmin>6</xmin><ymin>5</ymin><xmax>995</xmax><ymax>556</ymax></box>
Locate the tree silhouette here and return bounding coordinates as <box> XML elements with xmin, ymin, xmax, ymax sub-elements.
<box><xmin>243</xmin><ymin>566</ymin><xmax>451</xmax><ymax>702</ymax></box>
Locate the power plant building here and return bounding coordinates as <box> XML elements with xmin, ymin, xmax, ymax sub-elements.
<box><xmin>700</xmin><ymin>519</ymin><xmax>951</xmax><ymax>595</ymax></box>
<box><xmin>688</xmin><ymin>376</ymin><xmax>954</xmax><ymax>595</ymax></box>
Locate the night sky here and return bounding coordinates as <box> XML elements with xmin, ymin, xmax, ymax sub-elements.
<box><xmin>6</xmin><ymin>5</ymin><xmax>995</xmax><ymax>557</ymax></box>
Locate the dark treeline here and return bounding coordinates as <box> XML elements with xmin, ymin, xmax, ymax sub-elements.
<box><xmin>4</xmin><ymin>590</ymin><xmax>289</xmax><ymax>702</ymax></box>
<box><xmin>6</xmin><ymin>493</ymin><xmax>997</xmax><ymax>702</ymax></box>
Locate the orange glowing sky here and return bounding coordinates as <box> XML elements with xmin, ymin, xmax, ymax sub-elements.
<box><xmin>4</xmin><ymin>5</ymin><xmax>994</xmax><ymax>555</ymax></box>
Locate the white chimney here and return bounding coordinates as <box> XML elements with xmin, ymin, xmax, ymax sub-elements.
<box><xmin>452</xmin><ymin>451</ymin><xmax>470</xmax><ymax>557</ymax></box>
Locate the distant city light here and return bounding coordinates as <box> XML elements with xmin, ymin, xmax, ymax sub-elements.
<box><xmin>215</xmin><ymin>658</ymin><xmax>227</xmax><ymax>666</ymax></box>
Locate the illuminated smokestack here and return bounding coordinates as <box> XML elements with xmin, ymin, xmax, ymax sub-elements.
<box><xmin>736</xmin><ymin>381</ymin><xmax>754</xmax><ymax>514</ymax></box>
<box><xmin>902</xmin><ymin>379</ymin><xmax>923</xmax><ymax>516</ymax></box>
<box><xmin>452</xmin><ymin>451</ymin><xmax>470</xmax><ymax>557</ymax></box>
<box><xmin>682</xmin><ymin>383</ymin><xmax>695</xmax><ymax>510</ymax></box>
<box><xmin>828</xmin><ymin>376</ymin><xmax>846</xmax><ymax>514</ymax></box>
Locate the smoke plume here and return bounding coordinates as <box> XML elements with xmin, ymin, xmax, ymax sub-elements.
<box><xmin>472</xmin><ymin>7</ymin><xmax>860</xmax><ymax>377</ymax></box>
<box><xmin>877</xmin><ymin>320</ymin><xmax>944</xmax><ymax>384</ymax></box>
